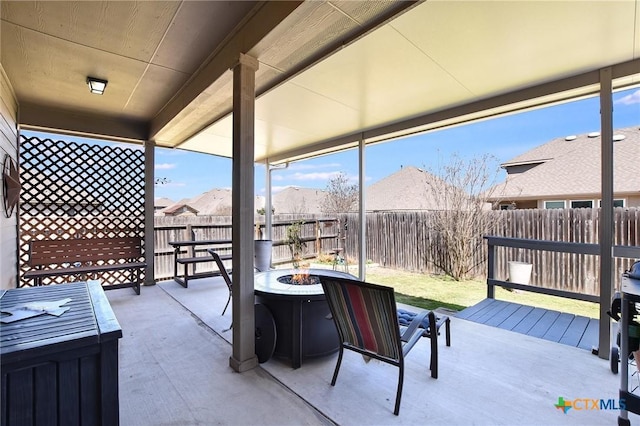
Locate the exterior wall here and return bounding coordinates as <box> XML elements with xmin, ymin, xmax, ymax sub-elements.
<box><xmin>627</xmin><ymin>195</ymin><xmax>640</xmax><ymax>208</ymax></box>
<box><xmin>0</xmin><ymin>65</ymin><xmax>18</xmax><ymax>289</ymax></box>
<box><xmin>536</xmin><ymin>195</ymin><xmax>637</xmax><ymax>209</ymax></box>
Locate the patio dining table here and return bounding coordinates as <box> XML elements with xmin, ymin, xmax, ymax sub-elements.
<box><xmin>168</xmin><ymin>239</ymin><xmax>232</xmax><ymax>287</ymax></box>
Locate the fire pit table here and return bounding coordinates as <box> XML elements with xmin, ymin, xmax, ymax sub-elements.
<box><xmin>254</xmin><ymin>268</ymin><xmax>355</xmax><ymax>368</ymax></box>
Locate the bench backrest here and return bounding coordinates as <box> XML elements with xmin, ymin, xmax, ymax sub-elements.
<box><xmin>29</xmin><ymin>237</ymin><xmax>143</xmax><ymax>267</ymax></box>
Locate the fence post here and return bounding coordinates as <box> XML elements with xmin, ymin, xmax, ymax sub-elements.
<box><xmin>487</xmin><ymin>238</ymin><xmax>495</xmax><ymax>299</ymax></box>
<box><xmin>315</xmin><ymin>220</ymin><xmax>320</xmax><ymax>257</ymax></box>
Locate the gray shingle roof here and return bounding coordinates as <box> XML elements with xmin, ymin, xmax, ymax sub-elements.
<box><xmin>154</xmin><ymin>197</ymin><xmax>175</xmax><ymax>208</ymax></box>
<box><xmin>490</xmin><ymin>126</ymin><xmax>640</xmax><ymax>199</ymax></box>
<box><xmin>366</xmin><ymin>166</ymin><xmax>457</xmax><ymax>211</ymax></box>
<box><xmin>272</xmin><ymin>187</ymin><xmax>327</xmax><ymax>214</ymax></box>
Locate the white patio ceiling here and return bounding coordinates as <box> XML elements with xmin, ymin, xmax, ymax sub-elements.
<box><xmin>179</xmin><ymin>0</ymin><xmax>640</xmax><ymax>164</ymax></box>
<box><xmin>2</xmin><ymin>1</ymin><xmax>639</xmax><ymax>163</ymax></box>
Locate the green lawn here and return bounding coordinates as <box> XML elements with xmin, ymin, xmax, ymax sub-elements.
<box><xmin>365</xmin><ymin>267</ymin><xmax>600</xmax><ymax>319</ymax></box>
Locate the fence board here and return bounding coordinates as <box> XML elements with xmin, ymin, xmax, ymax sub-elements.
<box><xmin>337</xmin><ymin>208</ymin><xmax>638</xmax><ymax>297</ymax></box>
<box><xmin>148</xmin><ymin>208</ymin><xmax>638</xmax><ymax>295</ymax></box>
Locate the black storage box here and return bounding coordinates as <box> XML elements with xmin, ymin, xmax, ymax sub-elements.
<box><xmin>1</xmin><ymin>281</ymin><xmax>122</xmax><ymax>426</ymax></box>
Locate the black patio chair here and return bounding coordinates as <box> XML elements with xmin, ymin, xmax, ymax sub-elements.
<box><xmin>319</xmin><ymin>276</ymin><xmax>441</xmax><ymax>415</ymax></box>
<box><xmin>207</xmin><ymin>249</ymin><xmax>232</xmax><ymax>316</ymax></box>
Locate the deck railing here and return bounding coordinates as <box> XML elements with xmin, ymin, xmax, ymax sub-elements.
<box><xmin>485</xmin><ymin>236</ymin><xmax>640</xmax><ymax>302</ymax></box>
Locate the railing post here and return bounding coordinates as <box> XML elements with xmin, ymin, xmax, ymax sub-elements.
<box><xmin>487</xmin><ymin>238</ymin><xmax>495</xmax><ymax>299</ymax></box>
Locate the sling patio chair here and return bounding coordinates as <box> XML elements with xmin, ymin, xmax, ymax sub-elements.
<box><xmin>207</xmin><ymin>249</ymin><xmax>232</xmax><ymax>316</ymax></box>
<box><xmin>319</xmin><ymin>276</ymin><xmax>445</xmax><ymax>415</ymax></box>
<box><xmin>208</xmin><ymin>249</ymin><xmax>276</xmax><ymax>362</ymax></box>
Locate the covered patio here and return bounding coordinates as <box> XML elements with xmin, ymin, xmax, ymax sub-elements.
<box><xmin>1</xmin><ymin>1</ymin><xmax>639</xmax><ymax>423</ymax></box>
<box><xmin>109</xmin><ymin>277</ymin><xmax>619</xmax><ymax>425</ymax></box>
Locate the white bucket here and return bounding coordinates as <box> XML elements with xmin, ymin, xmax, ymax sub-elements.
<box><xmin>508</xmin><ymin>261</ymin><xmax>533</xmax><ymax>285</ymax></box>
<box><xmin>254</xmin><ymin>240</ymin><xmax>273</xmax><ymax>272</ymax></box>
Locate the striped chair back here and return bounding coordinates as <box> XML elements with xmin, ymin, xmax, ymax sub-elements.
<box><xmin>320</xmin><ymin>277</ymin><xmax>402</xmax><ymax>361</ymax></box>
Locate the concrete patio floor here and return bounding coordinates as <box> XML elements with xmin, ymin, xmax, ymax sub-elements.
<box><xmin>106</xmin><ymin>275</ymin><xmax>627</xmax><ymax>425</ymax></box>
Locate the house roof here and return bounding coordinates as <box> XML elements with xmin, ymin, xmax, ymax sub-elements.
<box><xmin>161</xmin><ymin>203</ymin><xmax>199</xmax><ymax>215</ymax></box>
<box><xmin>272</xmin><ymin>187</ymin><xmax>327</xmax><ymax>215</ymax></box>
<box><xmin>21</xmin><ymin>172</ymin><xmax>100</xmax><ymax>205</ymax></box>
<box><xmin>489</xmin><ymin>126</ymin><xmax>640</xmax><ymax>200</ymax></box>
<box><xmin>162</xmin><ymin>189</ymin><xmax>265</xmax><ymax>216</ymax></box>
<box><xmin>158</xmin><ymin>167</ymin><xmax>461</xmax><ymax>215</ymax></box>
<box><xmin>2</xmin><ymin>1</ymin><xmax>638</xmax><ymax>164</ymax></box>
<box><xmin>366</xmin><ymin>166</ymin><xmax>457</xmax><ymax>211</ymax></box>
<box><xmin>154</xmin><ymin>197</ymin><xmax>175</xmax><ymax>209</ymax></box>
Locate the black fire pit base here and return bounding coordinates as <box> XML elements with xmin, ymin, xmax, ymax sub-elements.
<box><xmin>254</xmin><ymin>303</ymin><xmax>276</xmax><ymax>364</ymax></box>
<box><xmin>254</xmin><ymin>294</ymin><xmax>339</xmax><ymax>368</ymax></box>
<box><xmin>254</xmin><ymin>268</ymin><xmax>356</xmax><ymax>368</ymax></box>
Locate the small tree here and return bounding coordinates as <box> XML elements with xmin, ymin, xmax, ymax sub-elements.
<box><xmin>320</xmin><ymin>172</ymin><xmax>358</xmax><ymax>215</ymax></box>
<box><xmin>321</xmin><ymin>172</ymin><xmax>358</xmax><ymax>254</ymax></box>
<box><xmin>256</xmin><ymin>207</ymin><xmax>275</xmax><ymax>215</ymax></box>
<box><xmin>425</xmin><ymin>153</ymin><xmax>503</xmax><ymax>280</ymax></box>
<box><xmin>286</xmin><ymin>220</ymin><xmax>305</xmax><ymax>268</ymax></box>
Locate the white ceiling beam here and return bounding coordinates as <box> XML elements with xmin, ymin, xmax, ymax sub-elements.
<box><xmin>263</xmin><ymin>58</ymin><xmax>640</xmax><ymax>164</ymax></box>
<box><xmin>149</xmin><ymin>1</ymin><xmax>303</xmax><ymax>142</ymax></box>
<box><xmin>18</xmin><ymin>102</ymin><xmax>148</xmax><ymax>143</ymax></box>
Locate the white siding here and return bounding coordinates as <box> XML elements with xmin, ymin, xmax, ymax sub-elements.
<box><xmin>627</xmin><ymin>196</ymin><xmax>640</xmax><ymax>208</ymax></box>
<box><xmin>0</xmin><ymin>64</ymin><xmax>18</xmax><ymax>289</ymax></box>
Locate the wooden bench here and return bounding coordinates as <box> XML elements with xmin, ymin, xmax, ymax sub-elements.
<box><xmin>23</xmin><ymin>237</ymin><xmax>146</xmax><ymax>294</ymax></box>
<box><xmin>174</xmin><ymin>253</ymin><xmax>233</xmax><ymax>288</ymax></box>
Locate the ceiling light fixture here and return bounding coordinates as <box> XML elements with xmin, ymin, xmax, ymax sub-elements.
<box><xmin>86</xmin><ymin>77</ymin><xmax>108</xmax><ymax>95</ymax></box>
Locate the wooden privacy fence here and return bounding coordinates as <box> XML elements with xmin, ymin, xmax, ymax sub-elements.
<box><xmin>339</xmin><ymin>208</ymin><xmax>639</xmax><ymax>296</ymax></box>
<box><xmin>154</xmin><ymin>215</ymin><xmax>339</xmax><ymax>281</ymax></box>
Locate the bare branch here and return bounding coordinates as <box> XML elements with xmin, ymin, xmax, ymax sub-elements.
<box><xmin>321</xmin><ymin>172</ymin><xmax>358</xmax><ymax>214</ymax></box>
<box><xmin>425</xmin><ymin>154</ymin><xmax>504</xmax><ymax>280</ymax></box>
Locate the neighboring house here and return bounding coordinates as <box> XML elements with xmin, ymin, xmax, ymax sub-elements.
<box><xmin>488</xmin><ymin>126</ymin><xmax>640</xmax><ymax>209</ymax></box>
<box><xmin>154</xmin><ymin>197</ymin><xmax>174</xmax><ymax>215</ymax></box>
<box><xmin>366</xmin><ymin>166</ymin><xmax>464</xmax><ymax>212</ymax></box>
<box><xmin>272</xmin><ymin>187</ymin><xmax>327</xmax><ymax>214</ymax></box>
<box><xmin>161</xmin><ymin>188</ymin><xmax>265</xmax><ymax>216</ymax></box>
<box><xmin>161</xmin><ymin>203</ymin><xmax>199</xmax><ymax>217</ymax></box>
<box><xmin>20</xmin><ymin>173</ymin><xmax>103</xmax><ymax>216</ymax></box>
<box><xmin>159</xmin><ymin>165</ymin><xmax>486</xmax><ymax>215</ymax></box>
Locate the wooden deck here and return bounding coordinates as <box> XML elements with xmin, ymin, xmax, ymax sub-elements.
<box><xmin>457</xmin><ymin>298</ymin><xmax>599</xmax><ymax>351</ymax></box>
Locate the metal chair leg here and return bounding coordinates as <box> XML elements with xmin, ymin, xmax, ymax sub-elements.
<box><xmin>331</xmin><ymin>347</ymin><xmax>344</xmax><ymax>386</ymax></box>
<box><xmin>394</xmin><ymin>362</ymin><xmax>404</xmax><ymax>415</ymax></box>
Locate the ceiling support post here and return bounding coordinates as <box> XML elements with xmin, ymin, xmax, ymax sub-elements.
<box><xmin>598</xmin><ymin>67</ymin><xmax>613</xmax><ymax>359</ymax></box>
<box><xmin>358</xmin><ymin>135</ymin><xmax>366</xmax><ymax>281</ymax></box>
<box><xmin>144</xmin><ymin>140</ymin><xmax>156</xmax><ymax>286</ymax></box>
<box><xmin>265</xmin><ymin>164</ymin><xmax>272</xmax><ymax>240</ymax></box>
<box><xmin>229</xmin><ymin>53</ymin><xmax>259</xmax><ymax>373</ymax></box>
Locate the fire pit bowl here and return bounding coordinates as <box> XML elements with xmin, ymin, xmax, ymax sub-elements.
<box><xmin>276</xmin><ymin>271</ymin><xmax>321</xmax><ymax>286</ymax></box>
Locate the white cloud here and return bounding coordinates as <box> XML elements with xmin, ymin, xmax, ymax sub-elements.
<box><xmin>112</xmin><ymin>142</ymin><xmax>143</xmax><ymax>151</ymax></box>
<box><xmin>615</xmin><ymin>89</ymin><xmax>640</xmax><ymax>105</ymax></box>
<box><xmin>288</xmin><ymin>162</ymin><xmax>341</xmax><ymax>171</ymax></box>
<box><xmin>155</xmin><ymin>163</ymin><xmax>176</xmax><ymax>170</ymax></box>
<box><xmin>271</xmin><ymin>174</ymin><xmax>284</xmax><ymax>181</ymax></box>
<box><xmin>292</xmin><ymin>171</ymin><xmax>341</xmax><ymax>181</ymax></box>
<box><xmin>156</xmin><ymin>148</ymin><xmax>187</xmax><ymax>156</ymax></box>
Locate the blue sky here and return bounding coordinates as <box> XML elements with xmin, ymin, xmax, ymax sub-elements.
<box><xmin>153</xmin><ymin>87</ymin><xmax>639</xmax><ymax>202</ymax></box>
<box><xmin>24</xmin><ymin>87</ymin><xmax>640</xmax><ymax>203</ymax></box>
